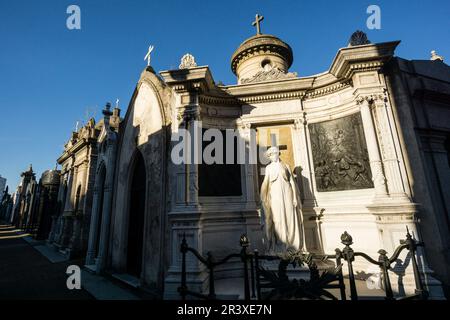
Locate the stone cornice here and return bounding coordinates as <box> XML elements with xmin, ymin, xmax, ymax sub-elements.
<box><xmin>160</xmin><ymin>66</ymin><xmax>215</xmax><ymax>93</ymax></box>
<box><xmin>199</xmin><ymin>95</ymin><xmax>239</xmax><ymax>106</ymax></box>
<box><xmin>57</xmin><ymin>137</ymin><xmax>97</xmax><ymax>164</ymax></box>
<box><xmin>199</xmin><ymin>90</ymin><xmax>307</xmax><ymax>105</ymax></box>
<box><xmin>200</xmin><ymin>77</ymin><xmax>353</xmax><ymax>105</ymax></box>
<box><xmin>159</xmin><ymin>41</ymin><xmax>400</xmax><ymax>105</ymax></box>
<box><xmin>237</xmin><ymin>90</ymin><xmax>306</xmax><ymax>104</ymax></box>
<box><xmin>305</xmin><ymin>80</ymin><xmax>352</xmax><ymax>99</ymax></box>
<box><xmin>329</xmin><ymin>41</ymin><xmax>400</xmax><ymax>79</ymax></box>
<box><xmin>224</xmin><ymin>76</ymin><xmax>312</xmax><ymax>93</ymax></box>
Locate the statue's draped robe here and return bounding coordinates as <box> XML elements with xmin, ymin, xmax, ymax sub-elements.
<box><xmin>261</xmin><ymin>161</ymin><xmax>304</xmax><ymax>253</ymax></box>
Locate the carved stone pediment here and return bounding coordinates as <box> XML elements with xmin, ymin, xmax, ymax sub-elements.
<box><xmin>241</xmin><ymin>67</ymin><xmax>297</xmax><ymax>84</ymax></box>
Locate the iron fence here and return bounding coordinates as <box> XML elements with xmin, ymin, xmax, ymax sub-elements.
<box><xmin>178</xmin><ymin>228</ymin><xmax>428</xmax><ymax>300</ymax></box>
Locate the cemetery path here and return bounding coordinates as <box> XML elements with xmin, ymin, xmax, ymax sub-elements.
<box><xmin>0</xmin><ymin>224</ymin><xmax>93</xmax><ymax>300</ymax></box>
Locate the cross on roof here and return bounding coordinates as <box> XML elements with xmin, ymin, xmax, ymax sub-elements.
<box><xmin>252</xmin><ymin>14</ymin><xmax>264</xmax><ymax>35</ymax></box>
<box><xmin>144</xmin><ymin>45</ymin><xmax>154</xmax><ymax>66</ymax></box>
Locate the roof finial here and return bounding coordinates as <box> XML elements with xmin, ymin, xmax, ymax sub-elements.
<box><xmin>430</xmin><ymin>50</ymin><xmax>444</xmax><ymax>62</ymax></box>
<box><xmin>348</xmin><ymin>30</ymin><xmax>371</xmax><ymax>47</ymax></box>
<box><xmin>103</xmin><ymin>102</ymin><xmax>113</xmax><ymax>116</ymax></box>
<box><xmin>179</xmin><ymin>53</ymin><xmax>197</xmax><ymax>69</ymax></box>
<box><xmin>252</xmin><ymin>14</ymin><xmax>264</xmax><ymax>35</ymax></box>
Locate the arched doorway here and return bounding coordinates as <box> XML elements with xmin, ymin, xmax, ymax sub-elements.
<box><xmin>127</xmin><ymin>151</ymin><xmax>146</xmax><ymax>277</ymax></box>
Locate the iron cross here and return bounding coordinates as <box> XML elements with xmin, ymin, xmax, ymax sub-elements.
<box><xmin>144</xmin><ymin>45</ymin><xmax>154</xmax><ymax>66</ymax></box>
<box><xmin>252</xmin><ymin>14</ymin><xmax>264</xmax><ymax>35</ymax></box>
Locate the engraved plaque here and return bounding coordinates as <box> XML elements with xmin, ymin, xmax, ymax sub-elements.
<box><xmin>309</xmin><ymin>113</ymin><xmax>374</xmax><ymax>192</ymax></box>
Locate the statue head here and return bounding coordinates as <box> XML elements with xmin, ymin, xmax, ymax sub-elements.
<box><xmin>266</xmin><ymin>146</ymin><xmax>280</xmax><ymax>162</ymax></box>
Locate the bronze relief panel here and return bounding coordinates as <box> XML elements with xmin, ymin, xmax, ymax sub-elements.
<box><xmin>309</xmin><ymin>113</ymin><xmax>374</xmax><ymax>192</ymax></box>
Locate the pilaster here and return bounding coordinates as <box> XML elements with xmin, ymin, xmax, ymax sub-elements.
<box><xmin>357</xmin><ymin>96</ymin><xmax>389</xmax><ymax>200</ymax></box>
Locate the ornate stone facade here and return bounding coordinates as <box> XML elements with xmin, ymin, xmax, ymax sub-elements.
<box><xmin>75</xmin><ymin>26</ymin><xmax>449</xmax><ymax>299</ymax></box>
<box><xmin>47</xmin><ymin>119</ymin><xmax>103</xmax><ymax>258</ymax></box>
<box><xmin>13</xmin><ymin>165</ymin><xmax>37</xmax><ymax>229</ymax></box>
<box><xmin>34</xmin><ymin>170</ymin><xmax>61</xmax><ymax>240</ymax></box>
<box><xmin>85</xmin><ymin>103</ymin><xmax>121</xmax><ymax>273</ymax></box>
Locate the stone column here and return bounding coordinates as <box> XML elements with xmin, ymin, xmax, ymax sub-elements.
<box><xmin>70</xmin><ymin>160</ymin><xmax>88</xmax><ymax>256</ymax></box>
<box><xmin>53</xmin><ymin>215</ymin><xmax>63</xmax><ymax>245</ymax></box>
<box><xmin>186</xmin><ymin>110</ymin><xmax>200</xmax><ymax>207</ymax></box>
<box><xmin>47</xmin><ymin>215</ymin><xmax>58</xmax><ymax>243</ymax></box>
<box><xmin>357</xmin><ymin>96</ymin><xmax>389</xmax><ymax>199</ymax></box>
<box><xmin>164</xmin><ymin>100</ymin><xmax>207</xmax><ymax>298</ymax></box>
<box><xmin>63</xmin><ymin>168</ymin><xmax>74</xmax><ymax>213</ymax></box>
<box><xmin>293</xmin><ymin>115</ymin><xmax>323</xmax><ymax>252</ymax></box>
<box><xmin>85</xmin><ymin>177</ymin><xmax>101</xmax><ymax>265</ymax></box>
<box><xmin>239</xmin><ymin>122</ymin><xmax>257</xmax><ymax>208</ymax></box>
<box><xmin>96</xmin><ymin>144</ymin><xmax>117</xmax><ymax>273</ymax></box>
<box><xmin>294</xmin><ymin>114</ymin><xmax>316</xmax><ymax>207</ymax></box>
<box><xmin>371</xmin><ymin>93</ymin><xmax>410</xmax><ymax>201</ymax></box>
<box><xmin>60</xmin><ymin>168</ymin><xmax>75</xmax><ymax>247</ymax></box>
<box><xmin>60</xmin><ymin>216</ymin><xmax>73</xmax><ymax>248</ymax></box>
<box><xmin>48</xmin><ymin>174</ymin><xmax>66</xmax><ymax>243</ymax></box>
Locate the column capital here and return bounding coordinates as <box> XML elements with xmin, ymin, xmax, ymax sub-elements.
<box><xmin>237</xmin><ymin>118</ymin><xmax>252</xmax><ymax>131</ymax></box>
<box><xmin>355</xmin><ymin>93</ymin><xmax>385</xmax><ymax>105</ymax></box>
<box><xmin>294</xmin><ymin>112</ymin><xmax>307</xmax><ymax>129</ymax></box>
<box><xmin>177</xmin><ymin>106</ymin><xmax>201</xmax><ymax>125</ymax></box>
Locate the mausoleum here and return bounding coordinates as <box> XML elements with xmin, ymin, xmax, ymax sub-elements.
<box><xmin>81</xmin><ymin>17</ymin><xmax>450</xmax><ymax>299</ymax></box>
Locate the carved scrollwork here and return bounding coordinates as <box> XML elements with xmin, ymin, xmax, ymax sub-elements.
<box><xmin>371</xmin><ymin>160</ymin><xmax>387</xmax><ymax>187</ymax></box>
<box><xmin>355</xmin><ymin>94</ymin><xmax>385</xmax><ymax>105</ymax></box>
<box><xmin>241</xmin><ymin>67</ymin><xmax>298</xmax><ymax>84</ymax></box>
<box><xmin>293</xmin><ymin>113</ymin><xmax>308</xmax><ymax>129</ymax></box>
<box><xmin>177</xmin><ymin>107</ymin><xmax>201</xmax><ymax>125</ymax></box>
<box><xmin>179</xmin><ymin>53</ymin><xmax>198</xmax><ymax>69</ymax></box>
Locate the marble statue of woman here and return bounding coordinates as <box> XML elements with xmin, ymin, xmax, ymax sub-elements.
<box><xmin>260</xmin><ymin>147</ymin><xmax>306</xmax><ymax>254</ymax></box>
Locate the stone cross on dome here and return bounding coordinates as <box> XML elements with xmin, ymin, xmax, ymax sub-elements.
<box><xmin>252</xmin><ymin>14</ymin><xmax>264</xmax><ymax>35</ymax></box>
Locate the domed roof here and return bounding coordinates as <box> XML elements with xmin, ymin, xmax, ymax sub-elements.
<box><xmin>231</xmin><ymin>34</ymin><xmax>293</xmax><ymax>75</ymax></box>
<box><xmin>41</xmin><ymin>170</ymin><xmax>60</xmax><ymax>186</ymax></box>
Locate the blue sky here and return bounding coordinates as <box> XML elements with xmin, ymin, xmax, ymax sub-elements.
<box><xmin>0</xmin><ymin>0</ymin><xmax>449</xmax><ymax>190</ymax></box>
